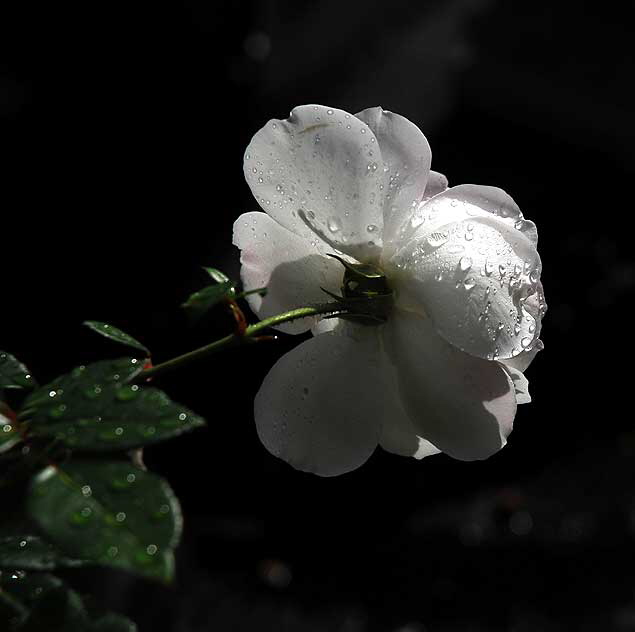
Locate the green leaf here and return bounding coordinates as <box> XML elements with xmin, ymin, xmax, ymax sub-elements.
<box><xmin>83</xmin><ymin>322</ymin><xmax>150</xmax><ymax>356</ymax></box>
<box><xmin>27</xmin><ymin>461</ymin><xmax>181</xmax><ymax>583</ymax></box>
<box><xmin>0</xmin><ymin>573</ymin><xmax>64</xmax><ymax>629</ymax></box>
<box><xmin>19</xmin><ymin>583</ymin><xmax>87</xmax><ymax>632</ymax></box>
<box><xmin>22</xmin><ymin>358</ymin><xmax>143</xmax><ymax>414</ymax></box>
<box><xmin>0</xmin><ymin>352</ymin><xmax>36</xmax><ymax>391</ymax></box>
<box><xmin>182</xmin><ymin>281</ymin><xmax>235</xmax><ymax>322</ymax></box>
<box><xmin>202</xmin><ymin>266</ymin><xmax>231</xmax><ymax>283</ymax></box>
<box><xmin>0</xmin><ymin>536</ymin><xmax>86</xmax><ymax>571</ymax></box>
<box><xmin>23</xmin><ymin>357</ymin><xmax>205</xmax><ymax>451</ymax></box>
<box><xmin>0</xmin><ymin>409</ymin><xmax>22</xmax><ymax>454</ymax></box>
<box><xmin>92</xmin><ymin>612</ymin><xmax>138</xmax><ymax>632</ymax></box>
<box><xmin>0</xmin><ymin>573</ymin><xmax>138</xmax><ymax>632</ymax></box>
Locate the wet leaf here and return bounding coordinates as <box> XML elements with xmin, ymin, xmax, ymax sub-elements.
<box><xmin>0</xmin><ymin>535</ymin><xmax>86</xmax><ymax>571</ymax></box>
<box><xmin>0</xmin><ymin>573</ymin><xmax>64</xmax><ymax>629</ymax></box>
<box><xmin>0</xmin><ymin>572</ymin><xmax>138</xmax><ymax>631</ymax></box>
<box><xmin>0</xmin><ymin>409</ymin><xmax>22</xmax><ymax>454</ymax></box>
<box><xmin>24</xmin><ymin>359</ymin><xmax>204</xmax><ymax>451</ymax></box>
<box><xmin>83</xmin><ymin>322</ymin><xmax>150</xmax><ymax>356</ymax></box>
<box><xmin>27</xmin><ymin>461</ymin><xmax>181</xmax><ymax>583</ymax></box>
<box><xmin>0</xmin><ymin>352</ymin><xmax>36</xmax><ymax>391</ymax></box>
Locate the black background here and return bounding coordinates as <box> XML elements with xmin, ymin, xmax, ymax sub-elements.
<box><xmin>2</xmin><ymin>1</ymin><xmax>634</xmax><ymax>630</ymax></box>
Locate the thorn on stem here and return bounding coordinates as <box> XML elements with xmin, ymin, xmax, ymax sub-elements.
<box><xmin>228</xmin><ymin>299</ymin><xmax>248</xmax><ymax>335</ymax></box>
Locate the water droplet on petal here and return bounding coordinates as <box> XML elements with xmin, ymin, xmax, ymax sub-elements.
<box><xmin>327</xmin><ymin>217</ymin><xmax>342</xmax><ymax>233</ymax></box>
<box><xmin>459</xmin><ymin>256</ymin><xmax>472</xmax><ymax>272</ymax></box>
<box><xmin>463</xmin><ymin>277</ymin><xmax>476</xmax><ymax>290</ymax></box>
<box><xmin>521</xmin><ymin>337</ymin><xmax>532</xmax><ymax>348</ymax></box>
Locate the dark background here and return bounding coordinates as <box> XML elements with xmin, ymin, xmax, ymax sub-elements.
<box><xmin>2</xmin><ymin>1</ymin><xmax>634</xmax><ymax>630</ymax></box>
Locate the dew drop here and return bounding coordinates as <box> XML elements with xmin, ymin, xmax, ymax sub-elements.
<box><xmin>48</xmin><ymin>404</ymin><xmax>67</xmax><ymax>420</ymax></box>
<box><xmin>85</xmin><ymin>385</ymin><xmax>102</xmax><ymax>399</ymax></box>
<box><xmin>521</xmin><ymin>337</ymin><xmax>532</xmax><ymax>348</ymax></box>
<box><xmin>327</xmin><ymin>217</ymin><xmax>342</xmax><ymax>233</ymax></box>
<box><xmin>463</xmin><ymin>277</ymin><xmax>476</xmax><ymax>290</ymax></box>
<box><xmin>459</xmin><ymin>256</ymin><xmax>472</xmax><ymax>272</ymax></box>
<box><xmin>116</xmin><ymin>385</ymin><xmax>139</xmax><ymax>401</ymax></box>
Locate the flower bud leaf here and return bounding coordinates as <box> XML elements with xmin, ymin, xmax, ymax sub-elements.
<box><xmin>0</xmin><ymin>535</ymin><xmax>86</xmax><ymax>571</ymax></box>
<box><xmin>83</xmin><ymin>322</ymin><xmax>150</xmax><ymax>356</ymax></box>
<box><xmin>0</xmin><ymin>351</ymin><xmax>37</xmax><ymax>391</ymax></box>
<box><xmin>22</xmin><ymin>358</ymin><xmax>205</xmax><ymax>452</ymax></box>
<box><xmin>202</xmin><ymin>266</ymin><xmax>232</xmax><ymax>284</ymax></box>
<box><xmin>27</xmin><ymin>461</ymin><xmax>181</xmax><ymax>583</ymax></box>
<box><xmin>182</xmin><ymin>281</ymin><xmax>235</xmax><ymax>323</ymax></box>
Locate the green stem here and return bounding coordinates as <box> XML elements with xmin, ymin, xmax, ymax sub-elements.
<box><xmin>142</xmin><ymin>303</ymin><xmax>343</xmax><ymax>380</ymax></box>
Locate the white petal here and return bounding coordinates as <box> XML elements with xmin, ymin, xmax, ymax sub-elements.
<box><xmin>243</xmin><ymin>105</ymin><xmax>388</xmax><ymax>262</ymax></box>
<box><xmin>502</xmin><ymin>339</ymin><xmax>544</xmax><ymax>372</ymax></box>
<box><xmin>401</xmin><ymin>184</ymin><xmax>538</xmax><ymax>247</ymax></box>
<box><xmin>355</xmin><ymin>107</ymin><xmax>431</xmax><ymax>250</ymax></box>
<box><xmin>422</xmin><ymin>170</ymin><xmax>448</xmax><ymax>200</ymax></box>
<box><xmin>385</xmin><ymin>311</ymin><xmax>517</xmax><ymax>461</ymax></box>
<box><xmin>379</xmin><ymin>412</ymin><xmax>441</xmax><ymax>460</ymax></box>
<box><xmin>387</xmin><ymin>186</ymin><xmax>543</xmax><ymax>360</ymax></box>
<box><xmin>233</xmin><ymin>211</ymin><xmax>342</xmax><ymax>334</ymax></box>
<box><xmin>311</xmin><ymin>316</ymin><xmax>341</xmax><ymax>336</ymax></box>
<box><xmin>501</xmin><ymin>282</ymin><xmax>547</xmax><ymax>371</ymax></box>
<box><xmin>254</xmin><ymin>328</ymin><xmax>390</xmax><ymax>476</ymax></box>
<box><xmin>501</xmin><ymin>365</ymin><xmax>531</xmax><ymax>404</ymax></box>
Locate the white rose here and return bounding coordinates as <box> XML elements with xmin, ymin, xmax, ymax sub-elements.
<box><xmin>234</xmin><ymin>105</ymin><xmax>546</xmax><ymax>476</ymax></box>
